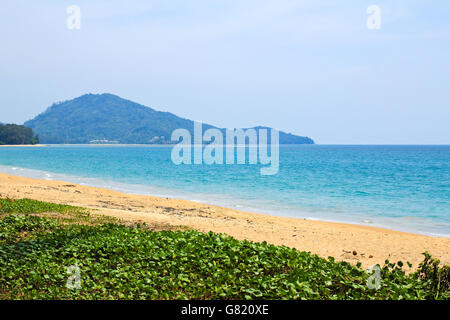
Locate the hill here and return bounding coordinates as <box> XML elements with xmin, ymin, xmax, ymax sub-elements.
<box><xmin>25</xmin><ymin>93</ymin><xmax>314</xmax><ymax>144</ymax></box>
<box><xmin>0</xmin><ymin>123</ymin><xmax>39</xmax><ymax>145</ymax></box>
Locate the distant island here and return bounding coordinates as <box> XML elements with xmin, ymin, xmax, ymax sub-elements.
<box><xmin>24</xmin><ymin>93</ymin><xmax>315</xmax><ymax>145</ymax></box>
<box><xmin>0</xmin><ymin>123</ymin><xmax>39</xmax><ymax>145</ymax></box>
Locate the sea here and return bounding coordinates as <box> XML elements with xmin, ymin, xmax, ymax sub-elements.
<box><xmin>0</xmin><ymin>145</ymin><xmax>448</xmax><ymax>237</ymax></box>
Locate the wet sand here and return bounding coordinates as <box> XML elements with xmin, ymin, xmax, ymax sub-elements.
<box><xmin>0</xmin><ymin>172</ymin><xmax>448</xmax><ymax>270</ymax></box>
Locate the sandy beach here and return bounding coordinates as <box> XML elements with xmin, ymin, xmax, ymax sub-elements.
<box><xmin>0</xmin><ymin>172</ymin><xmax>448</xmax><ymax>270</ymax></box>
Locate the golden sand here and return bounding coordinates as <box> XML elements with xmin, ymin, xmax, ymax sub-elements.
<box><xmin>0</xmin><ymin>172</ymin><xmax>448</xmax><ymax>270</ymax></box>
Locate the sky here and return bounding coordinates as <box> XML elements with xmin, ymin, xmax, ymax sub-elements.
<box><xmin>1</xmin><ymin>0</ymin><xmax>449</xmax><ymax>144</ymax></box>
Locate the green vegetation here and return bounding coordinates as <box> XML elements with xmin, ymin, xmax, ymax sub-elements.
<box><xmin>0</xmin><ymin>198</ymin><xmax>448</xmax><ymax>300</ymax></box>
<box><xmin>0</xmin><ymin>198</ymin><xmax>87</xmax><ymax>215</ymax></box>
<box><xmin>0</xmin><ymin>123</ymin><xmax>39</xmax><ymax>145</ymax></box>
<box><xmin>24</xmin><ymin>93</ymin><xmax>314</xmax><ymax>144</ymax></box>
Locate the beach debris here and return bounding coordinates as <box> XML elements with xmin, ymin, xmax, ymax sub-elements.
<box><xmin>352</xmin><ymin>250</ymin><xmax>357</xmax><ymax>256</ymax></box>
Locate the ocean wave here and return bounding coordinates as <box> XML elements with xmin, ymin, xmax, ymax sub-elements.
<box><xmin>0</xmin><ymin>163</ymin><xmax>448</xmax><ymax>238</ymax></box>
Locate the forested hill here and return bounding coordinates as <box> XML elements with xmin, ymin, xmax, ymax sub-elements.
<box><xmin>0</xmin><ymin>124</ymin><xmax>39</xmax><ymax>145</ymax></box>
<box><xmin>25</xmin><ymin>93</ymin><xmax>315</xmax><ymax>145</ymax></box>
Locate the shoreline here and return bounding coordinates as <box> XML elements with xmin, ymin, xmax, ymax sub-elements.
<box><xmin>1</xmin><ymin>165</ymin><xmax>447</xmax><ymax>238</ymax></box>
<box><xmin>0</xmin><ymin>144</ymin><xmax>46</xmax><ymax>147</ymax></box>
<box><xmin>0</xmin><ymin>172</ymin><xmax>448</xmax><ymax>270</ymax></box>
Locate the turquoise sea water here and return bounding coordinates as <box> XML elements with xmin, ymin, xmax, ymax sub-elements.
<box><xmin>0</xmin><ymin>145</ymin><xmax>449</xmax><ymax>237</ymax></box>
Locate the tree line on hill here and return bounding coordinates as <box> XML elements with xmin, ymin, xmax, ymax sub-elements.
<box><xmin>24</xmin><ymin>93</ymin><xmax>315</xmax><ymax>145</ymax></box>
<box><xmin>0</xmin><ymin>123</ymin><xmax>39</xmax><ymax>145</ymax></box>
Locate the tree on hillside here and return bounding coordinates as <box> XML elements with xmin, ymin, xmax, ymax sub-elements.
<box><xmin>0</xmin><ymin>124</ymin><xmax>39</xmax><ymax>145</ymax></box>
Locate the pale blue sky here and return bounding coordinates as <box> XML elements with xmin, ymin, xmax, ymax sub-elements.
<box><xmin>1</xmin><ymin>0</ymin><xmax>449</xmax><ymax>144</ymax></box>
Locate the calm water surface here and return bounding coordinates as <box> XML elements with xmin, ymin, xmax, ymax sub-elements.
<box><xmin>0</xmin><ymin>145</ymin><xmax>448</xmax><ymax>236</ymax></box>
